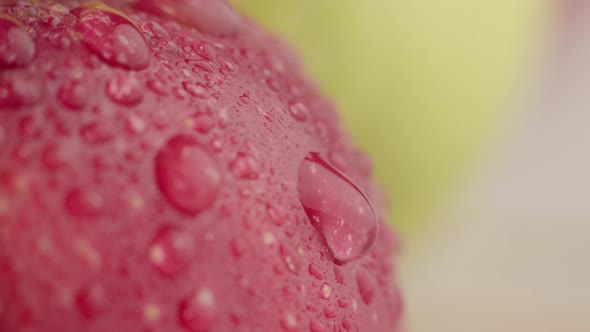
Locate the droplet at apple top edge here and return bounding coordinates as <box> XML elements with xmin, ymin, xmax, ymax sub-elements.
<box><xmin>297</xmin><ymin>152</ymin><xmax>379</xmax><ymax>264</ymax></box>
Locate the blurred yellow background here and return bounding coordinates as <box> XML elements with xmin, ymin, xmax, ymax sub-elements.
<box><xmin>232</xmin><ymin>0</ymin><xmax>548</xmax><ymax>237</ymax></box>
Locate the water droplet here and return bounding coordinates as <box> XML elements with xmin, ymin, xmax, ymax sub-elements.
<box><xmin>229</xmin><ymin>237</ymin><xmax>246</xmax><ymax>259</ymax></box>
<box><xmin>288</xmin><ymin>101</ymin><xmax>309</xmax><ymax>122</ymax></box>
<box><xmin>125</xmin><ymin>112</ymin><xmax>146</xmax><ymax>135</ymax></box>
<box><xmin>356</xmin><ymin>269</ymin><xmax>375</xmax><ymax>305</ymax></box>
<box><xmin>106</xmin><ymin>73</ymin><xmax>143</xmax><ymax>105</ymax></box>
<box><xmin>320</xmin><ymin>284</ymin><xmax>331</xmax><ymax>300</ymax></box>
<box><xmin>297</xmin><ymin>152</ymin><xmax>378</xmax><ymax>263</ymax></box>
<box><xmin>41</xmin><ymin>143</ymin><xmax>67</xmax><ymax>170</ymax></box>
<box><xmin>309</xmin><ymin>319</ymin><xmax>327</xmax><ymax>332</ymax></box>
<box><xmin>191</xmin><ymin>40</ymin><xmax>216</xmax><ymax>61</ymax></box>
<box><xmin>0</xmin><ymin>75</ymin><xmax>41</xmax><ymax>110</ymax></box>
<box><xmin>155</xmin><ymin>135</ymin><xmax>222</xmax><ymax>215</ymax></box>
<box><xmin>76</xmin><ymin>4</ymin><xmax>149</xmax><ymax>70</ymax></box>
<box><xmin>238</xmin><ymin>92</ymin><xmax>250</xmax><ymax>105</ymax></box>
<box><xmin>280</xmin><ymin>245</ymin><xmax>300</xmax><ymax>275</ymax></box>
<box><xmin>280</xmin><ymin>312</ymin><xmax>298</xmax><ymax>332</ymax></box>
<box><xmin>183</xmin><ymin>81</ymin><xmax>207</xmax><ymax>98</ymax></box>
<box><xmin>185</xmin><ymin>112</ymin><xmax>215</xmax><ymax>134</ymax></box>
<box><xmin>149</xmin><ymin>225</ymin><xmax>194</xmax><ymax>276</ymax></box>
<box><xmin>0</xmin><ymin>15</ymin><xmax>35</xmax><ymax>68</ymax></box>
<box><xmin>308</xmin><ymin>263</ymin><xmax>325</xmax><ymax>280</ymax></box>
<box><xmin>58</xmin><ymin>80</ymin><xmax>88</xmax><ymax>110</ymax></box>
<box><xmin>229</xmin><ymin>152</ymin><xmax>259</xmax><ymax>180</ymax></box>
<box><xmin>143</xmin><ymin>303</ymin><xmax>162</xmax><ymax>323</ymax></box>
<box><xmin>179</xmin><ymin>288</ymin><xmax>218</xmax><ymax>332</ymax></box>
<box><xmin>147</xmin><ymin>79</ymin><xmax>168</xmax><ymax>96</ymax></box>
<box><xmin>141</xmin><ymin>21</ymin><xmax>170</xmax><ymax>39</ymax></box>
<box><xmin>80</xmin><ymin>122</ymin><xmax>113</xmax><ymax>144</ymax></box>
<box><xmin>65</xmin><ymin>188</ymin><xmax>104</xmax><ymax>218</ymax></box>
<box><xmin>134</xmin><ymin>0</ymin><xmax>240</xmax><ymax>37</ymax></box>
<box><xmin>75</xmin><ymin>284</ymin><xmax>107</xmax><ymax>319</ymax></box>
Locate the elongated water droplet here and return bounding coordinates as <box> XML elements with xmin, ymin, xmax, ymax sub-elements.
<box><xmin>356</xmin><ymin>268</ymin><xmax>375</xmax><ymax>305</ymax></box>
<box><xmin>75</xmin><ymin>4</ymin><xmax>149</xmax><ymax>70</ymax></box>
<box><xmin>0</xmin><ymin>15</ymin><xmax>35</xmax><ymax>68</ymax></box>
<box><xmin>134</xmin><ymin>0</ymin><xmax>240</xmax><ymax>37</ymax></box>
<box><xmin>297</xmin><ymin>152</ymin><xmax>378</xmax><ymax>263</ymax></box>
<box><xmin>155</xmin><ymin>135</ymin><xmax>221</xmax><ymax>215</ymax></box>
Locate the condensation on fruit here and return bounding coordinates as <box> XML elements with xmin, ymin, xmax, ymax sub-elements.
<box><xmin>74</xmin><ymin>3</ymin><xmax>149</xmax><ymax>70</ymax></box>
<box><xmin>155</xmin><ymin>135</ymin><xmax>221</xmax><ymax>215</ymax></box>
<box><xmin>133</xmin><ymin>0</ymin><xmax>240</xmax><ymax>37</ymax></box>
<box><xmin>297</xmin><ymin>152</ymin><xmax>378</xmax><ymax>263</ymax></box>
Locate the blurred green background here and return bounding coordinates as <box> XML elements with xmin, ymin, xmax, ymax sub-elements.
<box><xmin>232</xmin><ymin>0</ymin><xmax>547</xmax><ymax>237</ymax></box>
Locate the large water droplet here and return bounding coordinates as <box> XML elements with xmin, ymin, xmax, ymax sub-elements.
<box><xmin>179</xmin><ymin>288</ymin><xmax>218</xmax><ymax>332</ymax></box>
<box><xmin>297</xmin><ymin>152</ymin><xmax>378</xmax><ymax>263</ymax></box>
<box><xmin>134</xmin><ymin>0</ymin><xmax>240</xmax><ymax>37</ymax></box>
<box><xmin>0</xmin><ymin>15</ymin><xmax>35</xmax><ymax>68</ymax></box>
<box><xmin>149</xmin><ymin>225</ymin><xmax>194</xmax><ymax>276</ymax></box>
<box><xmin>106</xmin><ymin>73</ymin><xmax>143</xmax><ymax>105</ymax></box>
<box><xmin>75</xmin><ymin>4</ymin><xmax>149</xmax><ymax>70</ymax></box>
<box><xmin>155</xmin><ymin>135</ymin><xmax>221</xmax><ymax>215</ymax></box>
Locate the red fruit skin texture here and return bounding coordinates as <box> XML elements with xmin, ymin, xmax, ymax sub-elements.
<box><xmin>0</xmin><ymin>1</ymin><xmax>403</xmax><ymax>332</ymax></box>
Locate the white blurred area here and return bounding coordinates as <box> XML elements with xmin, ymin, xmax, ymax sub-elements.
<box><xmin>401</xmin><ymin>4</ymin><xmax>590</xmax><ymax>331</ymax></box>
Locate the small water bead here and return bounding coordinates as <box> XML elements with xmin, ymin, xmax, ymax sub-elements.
<box><xmin>134</xmin><ymin>0</ymin><xmax>240</xmax><ymax>37</ymax></box>
<box><xmin>146</xmin><ymin>79</ymin><xmax>168</xmax><ymax>96</ymax></box>
<box><xmin>75</xmin><ymin>3</ymin><xmax>149</xmax><ymax>70</ymax></box>
<box><xmin>64</xmin><ymin>188</ymin><xmax>104</xmax><ymax>218</ymax></box>
<box><xmin>58</xmin><ymin>80</ymin><xmax>88</xmax><ymax>111</ymax></box>
<box><xmin>179</xmin><ymin>288</ymin><xmax>218</xmax><ymax>332</ymax></box>
<box><xmin>280</xmin><ymin>245</ymin><xmax>301</xmax><ymax>275</ymax></box>
<box><xmin>309</xmin><ymin>319</ymin><xmax>327</xmax><ymax>332</ymax></box>
<box><xmin>155</xmin><ymin>135</ymin><xmax>221</xmax><ymax>215</ymax></box>
<box><xmin>320</xmin><ymin>284</ymin><xmax>331</xmax><ymax>300</ymax></box>
<box><xmin>125</xmin><ymin>112</ymin><xmax>146</xmax><ymax>135</ymax></box>
<box><xmin>280</xmin><ymin>312</ymin><xmax>298</xmax><ymax>332</ymax></box>
<box><xmin>149</xmin><ymin>225</ymin><xmax>194</xmax><ymax>276</ymax></box>
<box><xmin>0</xmin><ymin>75</ymin><xmax>41</xmax><ymax>110</ymax></box>
<box><xmin>183</xmin><ymin>81</ymin><xmax>207</xmax><ymax>98</ymax></box>
<box><xmin>80</xmin><ymin>122</ymin><xmax>113</xmax><ymax>145</ymax></box>
<box><xmin>191</xmin><ymin>40</ymin><xmax>216</xmax><ymax>61</ymax></box>
<box><xmin>229</xmin><ymin>152</ymin><xmax>259</xmax><ymax>180</ymax></box>
<box><xmin>141</xmin><ymin>21</ymin><xmax>170</xmax><ymax>39</ymax></box>
<box><xmin>185</xmin><ymin>112</ymin><xmax>215</xmax><ymax>134</ymax></box>
<box><xmin>106</xmin><ymin>73</ymin><xmax>143</xmax><ymax>105</ymax></box>
<box><xmin>297</xmin><ymin>152</ymin><xmax>378</xmax><ymax>263</ymax></box>
<box><xmin>0</xmin><ymin>15</ymin><xmax>35</xmax><ymax>68</ymax></box>
<box><xmin>288</xmin><ymin>101</ymin><xmax>309</xmax><ymax>122</ymax></box>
